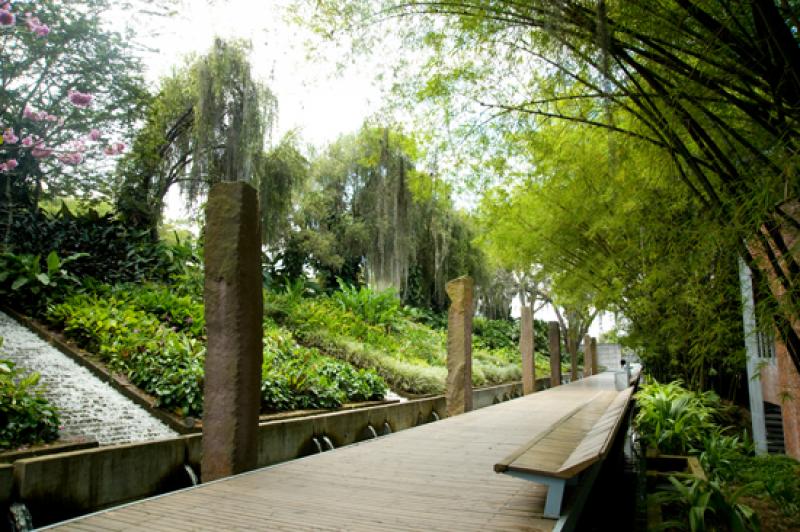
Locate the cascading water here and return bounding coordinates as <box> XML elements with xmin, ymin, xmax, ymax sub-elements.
<box><xmin>382</xmin><ymin>422</ymin><xmax>392</xmax><ymax>435</ymax></box>
<box><xmin>312</xmin><ymin>437</ymin><xmax>323</xmax><ymax>453</ymax></box>
<box><xmin>9</xmin><ymin>502</ymin><xmax>33</xmax><ymax>532</ymax></box>
<box><xmin>184</xmin><ymin>464</ymin><xmax>199</xmax><ymax>486</ymax></box>
<box><xmin>430</xmin><ymin>411</ymin><xmax>440</xmax><ymax>421</ymax></box>
<box><xmin>322</xmin><ymin>435</ymin><xmax>335</xmax><ymax>451</ymax></box>
<box><xmin>366</xmin><ymin>425</ymin><xmax>378</xmax><ymax>439</ymax></box>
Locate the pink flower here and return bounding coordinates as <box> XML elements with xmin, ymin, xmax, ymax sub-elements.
<box><xmin>87</xmin><ymin>128</ymin><xmax>102</xmax><ymax>141</ymax></box>
<box><xmin>21</xmin><ymin>135</ymin><xmax>34</xmax><ymax>147</ymax></box>
<box><xmin>58</xmin><ymin>152</ymin><xmax>83</xmax><ymax>165</ymax></box>
<box><xmin>3</xmin><ymin>128</ymin><xmax>19</xmax><ymax>144</ymax></box>
<box><xmin>31</xmin><ymin>141</ymin><xmax>52</xmax><ymax>158</ymax></box>
<box><xmin>0</xmin><ymin>7</ymin><xmax>14</xmax><ymax>27</ymax></box>
<box><xmin>68</xmin><ymin>139</ymin><xmax>87</xmax><ymax>152</ymax></box>
<box><xmin>24</xmin><ymin>13</ymin><xmax>49</xmax><ymax>37</ymax></box>
<box><xmin>23</xmin><ymin>104</ymin><xmax>35</xmax><ymax>119</ymax></box>
<box><xmin>104</xmin><ymin>142</ymin><xmax>126</xmax><ymax>156</ymax></box>
<box><xmin>5</xmin><ymin>159</ymin><xmax>18</xmax><ymax>170</ymax></box>
<box><xmin>68</xmin><ymin>89</ymin><xmax>93</xmax><ymax>108</ymax></box>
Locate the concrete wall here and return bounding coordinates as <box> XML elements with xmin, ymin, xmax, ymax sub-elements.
<box><xmin>0</xmin><ymin>464</ymin><xmax>11</xmax><ymax>509</ymax></box>
<box><xmin>12</xmin><ymin>438</ymin><xmax>191</xmax><ymax>527</ymax></box>
<box><xmin>2</xmin><ymin>381</ymin><xmax>532</xmax><ymax>528</ymax></box>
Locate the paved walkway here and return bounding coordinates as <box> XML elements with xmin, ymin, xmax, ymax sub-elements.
<box><xmin>51</xmin><ymin>374</ymin><xmax>629</xmax><ymax>531</ymax></box>
<box><xmin>0</xmin><ymin>310</ymin><xmax>176</xmax><ymax>445</ymax></box>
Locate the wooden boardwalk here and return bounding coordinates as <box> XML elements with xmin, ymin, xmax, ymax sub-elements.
<box><xmin>50</xmin><ymin>373</ymin><xmax>629</xmax><ymax>532</ymax></box>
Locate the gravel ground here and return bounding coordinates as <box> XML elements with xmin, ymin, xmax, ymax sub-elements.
<box><xmin>0</xmin><ymin>310</ymin><xmax>177</xmax><ymax>445</ymax></box>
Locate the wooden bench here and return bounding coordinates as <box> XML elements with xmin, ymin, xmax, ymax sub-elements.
<box><xmin>494</xmin><ymin>386</ymin><xmax>634</xmax><ymax>519</ymax></box>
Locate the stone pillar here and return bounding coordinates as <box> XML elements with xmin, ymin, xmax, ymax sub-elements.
<box><xmin>446</xmin><ymin>276</ymin><xmax>473</xmax><ymax>416</ymax></box>
<box><xmin>202</xmin><ymin>182</ymin><xmax>264</xmax><ymax>482</ymax></box>
<box><xmin>548</xmin><ymin>321</ymin><xmax>561</xmax><ymax>387</ymax></box>
<box><xmin>591</xmin><ymin>337</ymin><xmax>599</xmax><ymax>374</ymax></box>
<box><xmin>583</xmin><ymin>334</ymin><xmax>593</xmax><ymax>376</ymax></box>
<box><xmin>520</xmin><ymin>305</ymin><xmax>535</xmax><ymax>394</ymax></box>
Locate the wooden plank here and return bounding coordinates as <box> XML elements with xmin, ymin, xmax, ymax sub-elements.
<box><xmin>54</xmin><ymin>373</ymin><xmax>628</xmax><ymax>532</ymax></box>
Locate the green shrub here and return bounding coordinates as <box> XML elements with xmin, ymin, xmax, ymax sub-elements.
<box><xmin>268</xmin><ymin>289</ymin><xmax>523</xmax><ymax>394</ymax></box>
<box><xmin>8</xmin><ymin>207</ymin><xmax>195</xmax><ymax>283</ymax></box>
<box><xmin>260</xmin><ymin>323</ymin><xmax>386</xmax><ymax>411</ymax></box>
<box><xmin>331</xmin><ymin>279</ymin><xmax>405</xmax><ymax>330</ymax></box>
<box><xmin>112</xmin><ymin>283</ymin><xmax>206</xmax><ymax>338</ymax></box>
<box><xmin>48</xmin><ymin>294</ymin><xmax>205</xmax><ymax>417</ymax></box>
<box><xmin>0</xmin><ymin>251</ymin><xmax>85</xmax><ymax>315</ymax></box>
<box><xmin>726</xmin><ymin>454</ymin><xmax>800</xmax><ymax>517</ymax></box>
<box><xmin>0</xmin><ymin>352</ymin><xmax>60</xmax><ymax>451</ymax></box>
<box><xmin>473</xmin><ymin>317</ymin><xmax>519</xmax><ymax>350</ymax></box>
<box><xmin>634</xmin><ymin>380</ymin><xmax>719</xmax><ymax>454</ymax></box>
<box><xmin>46</xmin><ymin>291</ymin><xmax>386</xmax><ymax>417</ymax></box>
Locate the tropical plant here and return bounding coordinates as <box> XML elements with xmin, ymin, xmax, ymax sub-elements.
<box><xmin>694</xmin><ymin>432</ymin><xmax>751</xmax><ymax>482</ymax></box>
<box><xmin>634</xmin><ymin>381</ymin><xmax>719</xmax><ymax>455</ymax></box>
<box><xmin>6</xmin><ymin>205</ymin><xmax>201</xmax><ymax>286</ymax></box>
<box><xmin>0</xmin><ymin>250</ymin><xmax>85</xmax><ymax>314</ymax></box>
<box><xmin>0</xmin><ymin>353</ymin><xmax>60</xmax><ymax>451</ymax></box>
<box><xmin>655</xmin><ymin>476</ymin><xmax>759</xmax><ymax>532</ymax></box>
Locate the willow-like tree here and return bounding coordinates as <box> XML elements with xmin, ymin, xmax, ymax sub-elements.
<box><xmin>309</xmin><ymin>0</ymin><xmax>800</xmax><ymax>375</ymax></box>
<box><xmin>279</xmin><ymin>125</ymin><xmax>486</xmax><ymax>311</ymax></box>
<box><xmin>115</xmin><ymin>38</ymin><xmax>278</xmax><ymax>234</ymax></box>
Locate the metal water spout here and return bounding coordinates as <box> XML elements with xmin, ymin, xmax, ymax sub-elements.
<box><xmin>382</xmin><ymin>422</ymin><xmax>392</xmax><ymax>435</ymax></box>
<box><xmin>9</xmin><ymin>502</ymin><xmax>33</xmax><ymax>532</ymax></box>
<box><xmin>312</xmin><ymin>437</ymin><xmax>323</xmax><ymax>453</ymax></box>
<box><xmin>184</xmin><ymin>464</ymin><xmax>199</xmax><ymax>486</ymax></box>
<box><xmin>366</xmin><ymin>425</ymin><xmax>378</xmax><ymax>439</ymax></box>
<box><xmin>431</xmin><ymin>410</ymin><xmax>440</xmax><ymax>421</ymax></box>
<box><xmin>322</xmin><ymin>435</ymin><xmax>335</xmax><ymax>451</ymax></box>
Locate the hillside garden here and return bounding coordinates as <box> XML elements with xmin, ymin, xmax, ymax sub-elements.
<box><xmin>1</xmin><ymin>1</ymin><xmax>800</xmax><ymax>528</ymax></box>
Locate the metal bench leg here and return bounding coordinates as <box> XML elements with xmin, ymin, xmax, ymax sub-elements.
<box><xmin>543</xmin><ymin>479</ymin><xmax>566</xmax><ymax>519</ymax></box>
<box><xmin>505</xmin><ymin>471</ymin><xmax>568</xmax><ymax>519</ymax></box>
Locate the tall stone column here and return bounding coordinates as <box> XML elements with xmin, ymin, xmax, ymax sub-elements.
<box><xmin>583</xmin><ymin>333</ymin><xmax>593</xmax><ymax>376</ymax></box>
<box><xmin>446</xmin><ymin>276</ymin><xmax>474</xmax><ymax>416</ymax></box>
<box><xmin>548</xmin><ymin>321</ymin><xmax>561</xmax><ymax>387</ymax></box>
<box><xmin>590</xmin><ymin>337</ymin><xmax>599</xmax><ymax>374</ymax></box>
<box><xmin>520</xmin><ymin>305</ymin><xmax>535</xmax><ymax>394</ymax></box>
<box><xmin>202</xmin><ymin>182</ymin><xmax>264</xmax><ymax>482</ymax></box>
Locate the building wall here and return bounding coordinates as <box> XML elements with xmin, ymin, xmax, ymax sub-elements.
<box><xmin>774</xmin><ymin>340</ymin><xmax>800</xmax><ymax>458</ymax></box>
<box><xmin>752</xmin><ymin>199</ymin><xmax>800</xmax><ymax>459</ymax></box>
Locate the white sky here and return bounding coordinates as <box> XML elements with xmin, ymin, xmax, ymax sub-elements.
<box><xmin>117</xmin><ymin>0</ymin><xmax>382</xmax><ymax>147</ymax></box>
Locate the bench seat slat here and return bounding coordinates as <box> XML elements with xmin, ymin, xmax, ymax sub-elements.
<box><xmin>496</xmin><ymin>387</ymin><xmax>633</xmax><ymax>480</ymax></box>
<box><xmin>556</xmin><ymin>388</ymin><xmax>634</xmax><ymax>476</ymax></box>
